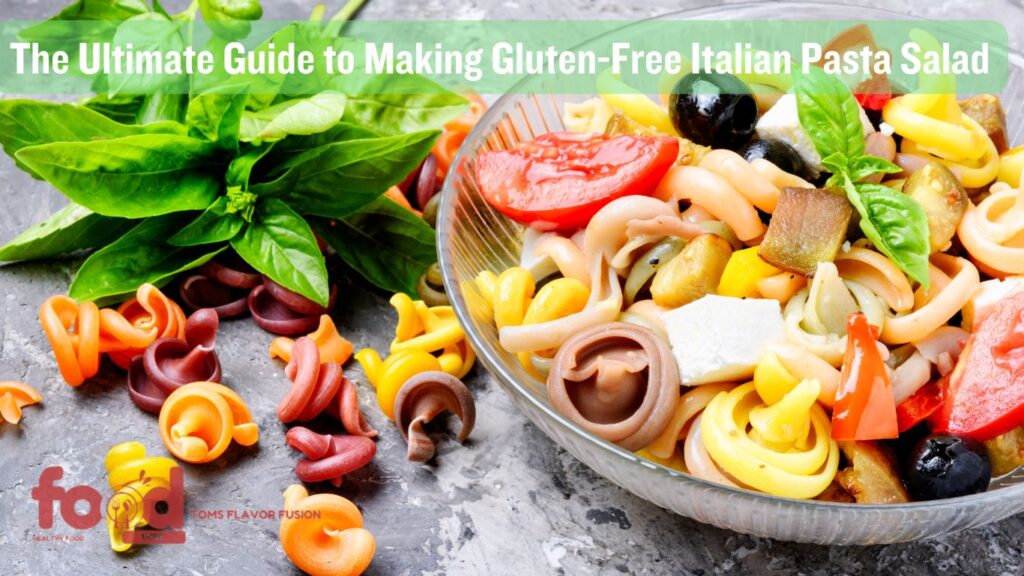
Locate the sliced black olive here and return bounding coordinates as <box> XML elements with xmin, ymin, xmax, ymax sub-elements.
<box><xmin>739</xmin><ymin>139</ymin><xmax>809</xmax><ymax>179</ymax></box>
<box><xmin>905</xmin><ymin>434</ymin><xmax>992</xmax><ymax>501</ymax></box>
<box><xmin>669</xmin><ymin>72</ymin><xmax>758</xmax><ymax>150</ymax></box>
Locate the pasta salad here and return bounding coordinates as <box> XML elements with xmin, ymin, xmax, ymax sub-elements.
<box><xmin>472</xmin><ymin>26</ymin><xmax>1024</xmax><ymax>504</ymax></box>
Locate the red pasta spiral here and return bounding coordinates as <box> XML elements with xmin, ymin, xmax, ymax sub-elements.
<box><xmin>180</xmin><ymin>255</ymin><xmax>336</xmax><ymax>336</ymax></box>
<box><xmin>285</xmin><ymin>426</ymin><xmax>376</xmax><ymax>487</ymax></box>
<box><xmin>128</xmin><ymin>308</ymin><xmax>222</xmax><ymax>414</ymax></box>
<box><xmin>279</xmin><ymin>337</ymin><xmax>376</xmax><ymax>437</ymax></box>
<box><xmin>179</xmin><ymin>256</ymin><xmax>262</xmax><ymax>318</ymax></box>
<box><xmin>250</xmin><ymin>279</ymin><xmax>337</xmax><ymax>336</ymax></box>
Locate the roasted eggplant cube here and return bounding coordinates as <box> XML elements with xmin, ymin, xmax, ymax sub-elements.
<box><xmin>759</xmin><ymin>187</ymin><xmax>853</xmax><ymax>276</ymax></box>
<box><xmin>960</xmin><ymin>94</ymin><xmax>1008</xmax><ymax>154</ymax></box>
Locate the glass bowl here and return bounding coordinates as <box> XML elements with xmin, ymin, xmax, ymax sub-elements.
<box><xmin>437</xmin><ymin>2</ymin><xmax>1024</xmax><ymax>544</ymax></box>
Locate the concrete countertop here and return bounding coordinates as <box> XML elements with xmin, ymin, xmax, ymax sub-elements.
<box><xmin>2</xmin><ymin>0</ymin><xmax>1023</xmax><ymax>574</ymax></box>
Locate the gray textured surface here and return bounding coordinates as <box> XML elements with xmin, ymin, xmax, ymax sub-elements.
<box><xmin>3</xmin><ymin>0</ymin><xmax>1024</xmax><ymax>575</ymax></box>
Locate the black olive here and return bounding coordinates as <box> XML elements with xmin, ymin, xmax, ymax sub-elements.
<box><xmin>669</xmin><ymin>72</ymin><xmax>758</xmax><ymax>150</ymax></box>
<box><xmin>739</xmin><ymin>139</ymin><xmax>809</xmax><ymax>179</ymax></box>
<box><xmin>905</xmin><ymin>434</ymin><xmax>992</xmax><ymax>501</ymax></box>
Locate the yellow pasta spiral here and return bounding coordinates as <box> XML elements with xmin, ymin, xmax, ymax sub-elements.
<box><xmin>389</xmin><ymin>293</ymin><xmax>475</xmax><ymax>378</ymax></box>
<box><xmin>475</xmin><ymin>267</ymin><xmax>589</xmax><ymax>377</ymax></box>
<box><xmin>700</xmin><ymin>381</ymin><xmax>839</xmax><ymax>499</ymax></box>
<box><xmin>958</xmin><ymin>183</ymin><xmax>1024</xmax><ymax>276</ymax></box>
<box><xmin>884</xmin><ymin>93</ymin><xmax>999</xmax><ymax>188</ymax></box>
<box><xmin>104</xmin><ymin>441</ymin><xmax>180</xmax><ymax>552</ymax></box>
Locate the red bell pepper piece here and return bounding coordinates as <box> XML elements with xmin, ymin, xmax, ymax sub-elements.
<box><xmin>831</xmin><ymin>313</ymin><xmax>899</xmax><ymax>441</ymax></box>
<box><xmin>896</xmin><ymin>380</ymin><xmax>944</xmax><ymax>433</ymax></box>
<box><xmin>855</xmin><ymin>92</ymin><xmax>893</xmax><ymax>112</ymax></box>
<box><xmin>936</xmin><ymin>290</ymin><xmax>1024</xmax><ymax>440</ymax></box>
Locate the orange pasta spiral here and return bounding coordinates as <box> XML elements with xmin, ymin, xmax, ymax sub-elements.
<box><xmin>40</xmin><ymin>284</ymin><xmax>187</xmax><ymax>386</ymax></box>
<box><xmin>653</xmin><ymin>150</ymin><xmax>813</xmax><ymax>242</ymax></box>
<box><xmin>105</xmin><ymin>284</ymin><xmax>187</xmax><ymax>368</ymax></box>
<box><xmin>280</xmin><ymin>484</ymin><xmax>375</xmax><ymax>576</ymax></box>
<box><xmin>39</xmin><ymin>296</ymin><xmax>100</xmax><ymax>387</ymax></box>
<box><xmin>432</xmin><ymin>92</ymin><xmax>487</xmax><ymax>177</ymax></box>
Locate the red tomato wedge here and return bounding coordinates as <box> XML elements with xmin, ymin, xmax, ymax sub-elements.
<box><xmin>896</xmin><ymin>381</ymin><xmax>944</xmax><ymax>433</ymax></box>
<box><xmin>936</xmin><ymin>290</ymin><xmax>1024</xmax><ymax>440</ymax></box>
<box><xmin>831</xmin><ymin>313</ymin><xmax>899</xmax><ymax>441</ymax></box>
<box><xmin>475</xmin><ymin>132</ymin><xmax>679</xmax><ymax>231</ymax></box>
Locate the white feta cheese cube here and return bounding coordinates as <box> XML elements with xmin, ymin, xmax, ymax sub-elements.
<box><xmin>661</xmin><ymin>295</ymin><xmax>785</xmax><ymax>385</ymax></box>
<box><xmin>755</xmin><ymin>93</ymin><xmax>874</xmax><ymax>176</ymax></box>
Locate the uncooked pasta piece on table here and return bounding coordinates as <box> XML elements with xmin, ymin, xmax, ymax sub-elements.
<box><xmin>279</xmin><ymin>484</ymin><xmax>375</xmax><ymax>576</ymax></box>
<box><xmin>393</xmin><ymin>371</ymin><xmax>476</xmax><ymax>462</ymax></box>
<box><xmin>128</xmin><ymin>308</ymin><xmax>222</xmax><ymax>414</ymax></box>
<box><xmin>270</xmin><ymin>315</ymin><xmax>353</xmax><ymax>366</ymax></box>
<box><xmin>285</xmin><ymin>427</ymin><xmax>376</xmax><ymax>488</ymax></box>
<box><xmin>0</xmin><ymin>381</ymin><xmax>42</xmax><ymax>424</ymax></box>
<box><xmin>158</xmin><ymin>382</ymin><xmax>258</xmax><ymax>464</ymax></box>
<box><xmin>104</xmin><ymin>441</ymin><xmax>179</xmax><ymax>552</ymax></box>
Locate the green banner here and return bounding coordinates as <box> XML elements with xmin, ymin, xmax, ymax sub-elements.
<box><xmin>0</xmin><ymin>19</ymin><xmax>1009</xmax><ymax>95</ymax></box>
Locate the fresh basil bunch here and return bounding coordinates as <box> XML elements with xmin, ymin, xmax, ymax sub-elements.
<box><xmin>0</xmin><ymin>0</ymin><xmax>469</xmax><ymax>307</ymax></box>
<box><xmin>794</xmin><ymin>67</ymin><xmax>931</xmax><ymax>288</ymax></box>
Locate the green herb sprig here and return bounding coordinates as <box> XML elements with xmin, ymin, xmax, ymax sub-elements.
<box><xmin>794</xmin><ymin>66</ymin><xmax>931</xmax><ymax>288</ymax></box>
<box><xmin>0</xmin><ymin>0</ymin><xmax>468</xmax><ymax>305</ymax></box>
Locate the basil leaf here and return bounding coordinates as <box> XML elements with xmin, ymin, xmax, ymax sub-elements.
<box><xmin>227</xmin><ymin>143</ymin><xmax>276</xmax><ymax>188</ymax></box>
<box><xmin>794</xmin><ymin>66</ymin><xmax>865</xmax><ymax>166</ymax></box>
<box><xmin>81</xmin><ymin>94</ymin><xmax>145</xmax><ymax>123</ymax></box>
<box><xmin>821</xmin><ymin>152</ymin><xmax>849</xmax><ymax>187</ymax></box>
<box><xmin>0</xmin><ymin>100</ymin><xmax>182</xmax><ymax>177</ymax></box>
<box><xmin>0</xmin><ymin>203</ymin><xmax>134</xmax><ymax>263</ymax></box>
<box><xmin>151</xmin><ymin>0</ymin><xmax>170</xmax><ymax>17</ymax></box>
<box><xmin>265</xmin><ymin>129</ymin><xmax>439</xmax><ymax>219</ymax></box>
<box><xmin>136</xmin><ymin>88</ymin><xmax>189</xmax><ymax>124</ymax></box>
<box><xmin>230</xmin><ymin>198</ymin><xmax>329</xmax><ymax>305</ymax></box>
<box><xmin>108</xmin><ymin>13</ymin><xmax>185</xmax><ymax>96</ymax></box>
<box><xmin>186</xmin><ymin>89</ymin><xmax>247</xmax><ymax>149</ymax></box>
<box><xmin>239</xmin><ymin>92</ymin><xmax>347</xmax><ymax>143</ymax></box>
<box><xmin>69</xmin><ymin>215</ymin><xmax>225</xmax><ymax>304</ymax></box>
<box><xmin>16</xmin><ymin>134</ymin><xmax>222</xmax><ymax>218</ymax></box>
<box><xmin>199</xmin><ymin>0</ymin><xmax>263</xmax><ymax>40</ymax></box>
<box><xmin>310</xmin><ymin>197</ymin><xmax>436</xmax><ymax>295</ymax></box>
<box><xmin>848</xmin><ymin>155</ymin><xmax>902</xmax><ymax>182</ymax></box>
<box><xmin>847</xmin><ymin>180</ymin><xmax>931</xmax><ymax>288</ymax></box>
<box><xmin>337</xmin><ymin>74</ymin><xmax>469</xmax><ymax>135</ymax></box>
<box><xmin>19</xmin><ymin>0</ymin><xmax>151</xmax><ymax>53</ymax></box>
<box><xmin>269</xmin><ymin>122</ymin><xmax>381</xmax><ymax>157</ymax></box>
<box><xmin>168</xmin><ymin>197</ymin><xmax>244</xmax><ymax>247</ymax></box>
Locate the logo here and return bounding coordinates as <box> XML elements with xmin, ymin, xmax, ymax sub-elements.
<box><xmin>31</xmin><ymin>465</ymin><xmax>185</xmax><ymax>545</ymax></box>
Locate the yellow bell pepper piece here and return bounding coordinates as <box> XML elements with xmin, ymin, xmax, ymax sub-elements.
<box><xmin>717</xmin><ymin>246</ymin><xmax>780</xmax><ymax>298</ymax></box>
<box><xmin>597</xmin><ymin>70</ymin><xmax>676</xmax><ymax>135</ymax></box>
<box><xmin>753</xmin><ymin>352</ymin><xmax>801</xmax><ymax>406</ymax></box>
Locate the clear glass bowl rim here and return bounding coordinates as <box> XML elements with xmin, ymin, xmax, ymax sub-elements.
<box><xmin>437</xmin><ymin>0</ymin><xmax>1024</xmax><ymax>517</ymax></box>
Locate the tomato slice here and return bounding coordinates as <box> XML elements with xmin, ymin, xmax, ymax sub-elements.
<box><xmin>936</xmin><ymin>290</ymin><xmax>1024</xmax><ymax>440</ymax></box>
<box><xmin>896</xmin><ymin>381</ymin><xmax>944</xmax><ymax>433</ymax></box>
<box><xmin>831</xmin><ymin>313</ymin><xmax>899</xmax><ymax>441</ymax></box>
<box><xmin>475</xmin><ymin>132</ymin><xmax>679</xmax><ymax>231</ymax></box>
